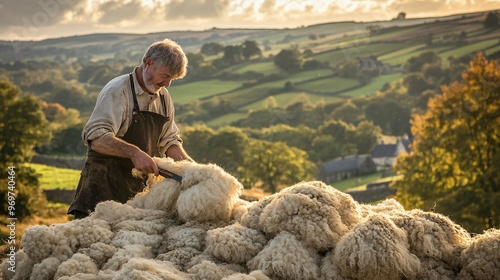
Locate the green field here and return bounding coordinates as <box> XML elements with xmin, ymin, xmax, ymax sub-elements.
<box><xmin>170</xmin><ymin>79</ymin><xmax>242</xmax><ymax>104</ymax></box>
<box><xmin>26</xmin><ymin>163</ymin><xmax>80</xmax><ymax>190</ymax></box>
<box><xmin>297</xmin><ymin>76</ymin><xmax>359</xmax><ymax>93</ymax></box>
<box><xmin>234</xmin><ymin>61</ymin><xmax>281</xmax><ymax>75</ymax></box>
<box><xmin>341</xmin><ymin>73</ymin><xmax>403</xmax><ymax>98</ymax></box>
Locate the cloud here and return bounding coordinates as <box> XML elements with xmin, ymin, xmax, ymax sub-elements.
<box><xmin>0</xmin><ymin>0</ymin><xmax>86</xmax><ymax>28</ymax></box>
<box><xmin>164</xmin><ymin>0</ymin><xmax>231</xmax><ymax>20</ymax></box>
<box><xmin>97</xmin><ymin>0</ymin><xmax>143</xmax><ymax>25</ymax></box>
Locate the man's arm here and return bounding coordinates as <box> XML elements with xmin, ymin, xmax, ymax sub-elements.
<box><xmin>91</xmin><ymin>133</ymin><xmax>159</xmax><ymax>176</ymax></box>
<box><xmin>166</xmin><ymin>144</ymin><xmax>193</xmax><ymax>162</ymax></box>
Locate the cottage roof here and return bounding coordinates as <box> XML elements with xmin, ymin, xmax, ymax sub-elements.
<box><xmin>371</xmin><ymin>143</ymin><xmax>398</xmax><ymax>158</ymax></box>
<box><xmin>320</xmin><ymin>154</ymin><xmax>371</xmax><ymax>173</ymax></box>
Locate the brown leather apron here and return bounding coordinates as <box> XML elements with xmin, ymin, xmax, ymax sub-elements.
<box><xmin>68</xmin><ymin>73</ymin><xmax>169</xmax><ymax>215</ymax></box>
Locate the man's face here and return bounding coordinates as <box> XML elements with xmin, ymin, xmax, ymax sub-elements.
<box><xmin>143</xmin><ymin>59</ymin><xmax>174</xmax><ymax>93</ymax></box>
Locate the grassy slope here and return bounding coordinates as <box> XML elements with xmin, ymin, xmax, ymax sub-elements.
<box><xmin>26</xmin><ymin>163</ymin><xmax>80</xmax><ymax>190</ymax></box>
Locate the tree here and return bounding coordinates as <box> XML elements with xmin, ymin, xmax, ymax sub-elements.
<box><xmin>207</xmin><ymin>126</ymin><xmax>248</xmax><ymax>173</ymax></box>
<box><xmin>0</xmin><ymin>80</ymin><xmax>50</xmax><ymax>219</ymax></box>
<box><xmin>403</xmin><ymin>72</ymin><xmax>432</xmax><ymax>96</ymax></box>
<box><xmin>404</xmin><ymin>51</ymin><xmax>441</xmax><ymax>72</ymax></box>
<box><xmin>393</xmin><ymin>53</ymin><xmax>500</xmax><ymax>233</ymax></box>
<box><xmin>186</xmin><ymin>52</ymin><xmax>205</xmax><ymax>72</ymax></box>
<box><xmin>274</xmin><ymin>48</ymin><xmax>302</xmax><ymax>72</ymax></box>
<box><xmin>483</xmin><ymin>12</ymin><xmax>499</xmax><ymax>28</ymax></box>
<box><xmin>222</xmin><ymin>45</ymin><xmax>243</xmax><ymax>63</ymax></box>
<box><xmin>242</xmin><ymin>140</ymin><xmax>316</xmax><ymax>193</ymax></box>
<box><xmin>200</xmin><ymin>42</ymin><xmax>224</xmax><ymax>56</ymax></box>
<box><xmin>241</xmin><ymin>40</ymin><xmax>262</xmax><ymax>60</ymax></box>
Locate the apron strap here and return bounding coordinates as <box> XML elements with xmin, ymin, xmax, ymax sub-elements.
<box><xmin>129</xmin><ymin>73</ymin><xmax>140</xmax><ymax>113</ymax></box>
<box><xmin>129</xmin><ymin>72</ymin><xmax>168</xmax><ymax>116</ymax></box>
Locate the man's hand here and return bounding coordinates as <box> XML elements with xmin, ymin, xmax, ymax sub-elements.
<box><xmin>91</xmin><ymin>133</ymin><xmax>160</xmax><ymax>176</ymax></box>
<box><xmin>130</xmin><ymin>149</ymin><xmax>159</xmax><ymax>176</ymax></box>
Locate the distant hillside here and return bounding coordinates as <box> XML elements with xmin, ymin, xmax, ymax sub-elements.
<box><xmin>1</xmin><ymin>10</ymin><xmax>496</xmax><ymax>63</ymax></box>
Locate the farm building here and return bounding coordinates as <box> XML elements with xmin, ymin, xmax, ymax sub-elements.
<box><xmin>317</xmin><ymin>154</ymin><xmax>377</xmax><ymax>183</ymax></box>
<box><xmin>371</xmin><ymin>137</ymin><xmax>411</xmax><ymax>171</ymax></box>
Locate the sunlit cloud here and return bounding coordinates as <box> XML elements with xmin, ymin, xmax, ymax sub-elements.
<box><xmin>0</xmin><ymin>0</ymin><xmax>498</xmax><ymax>40</ymax></box>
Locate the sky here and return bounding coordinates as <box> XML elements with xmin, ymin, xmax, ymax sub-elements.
<box><xmin>1</xmin><ymin>0</ymin><xmax>500</xmax><ymax>41</ymax></box>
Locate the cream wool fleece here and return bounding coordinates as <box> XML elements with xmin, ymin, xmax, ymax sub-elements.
<box><xmin>247</xmin><ymin>231</ymin><xmax>320</xmax><ymax>280</ymax></box>
<box><xmin>333</xmin><ymin>214</ymin><xmax>421</xmax><ymax>280</ymax></box>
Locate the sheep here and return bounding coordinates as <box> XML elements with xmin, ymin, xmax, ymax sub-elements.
<box><xmin>205</xmin><ymin>222</ymin><xmax>268</xmax><ymax>264</ymax></box>
<box><xmin>332</xmin><ymin>214</ymin><xmax>421</xmax><ymax>280</ymax></box>
<box><xmin>258</xmin><ymin>181</ymin><xmax>361</xmax><ymax>250</ymax></box>
<box><xmin>458</xmin><ymin>228</ymin><xmax>500</xmax><ymax>280</ymax></box>
<box><xmin>247</xmin><ymin>231</ymin><xmax>321</xmax><ymax>280</ymax></box>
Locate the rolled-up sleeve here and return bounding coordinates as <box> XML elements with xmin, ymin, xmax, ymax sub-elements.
<box><xmin>158</xmin><ymin>93</ymin><xmax>183</xmax><ymax>155</ymax></box>
<box><xmin>82</xmin><ymin>79</ymin><xmax>127</xmax><ymax>146</ymax></box>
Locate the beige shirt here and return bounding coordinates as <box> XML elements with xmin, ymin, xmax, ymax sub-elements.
<box><xmin>82</xmin><ymin>68</ymin><xmax>182</xmax><ymax>156</ymax></box>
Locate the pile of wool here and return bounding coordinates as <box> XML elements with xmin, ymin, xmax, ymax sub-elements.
<box><xmin>1</xmin><ymin>157</ymin><xmax>499</xmax><ymax>280</ymax></box>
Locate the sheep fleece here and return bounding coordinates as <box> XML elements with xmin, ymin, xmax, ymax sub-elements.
<box><xmin>1</xmin><ymin>158</ymin><xmax>498</xmax><ymax>279</ymax></box>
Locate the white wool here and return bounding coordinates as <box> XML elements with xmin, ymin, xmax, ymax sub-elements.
<box><xmin>112</xmin><ymin>218</ymin><xmax>167</xmax><ymax>235</ymax></box>
<box><xmin>184</xmin><ymin>253</ymin><xmax>219</xmax><ymax>270</ymax></box>
<box><xmin>127</xmin><ymin>177</ymin><xmax>182</xmax><ymax>212</ymax></box>
<box><xmin>458</xmin><ymin>228</ymin><xmax>500</xmax><ymax>280</ymax></box>
<box><xmin>112</xmin><ymin>257</ymin><xmax>189</xmax><ymax>280</ymax></box>
<box><xmin>101</xmin><ymin>244</ymin><xmax>154</xmax><ymax>271</ymax></box>
<box><xmin>162</xmin><ymin>224</ymin><xmax>207</xmax><ymax>252</ymax></box>
<box><xmin>231</xmin><ymin>199</ymin><xmax>253</xmax><ymax>222</ymax></box>
<box><xmin>77</xmin><ymin>242</ymin><xmax>118</xmax><ymax>268</ymax></box>
<box><xmin>72</xmin><ymin>218</ymin><xmax>115</xmax><ymax>248</ymax></box>
<box><xmin>259</xmin><ymin>181</ymin><xmax>361</xmax><ymax>250</ymax></box>
<box><xmin>222</xmin><ymin>270</ymin><xmax>271</xmax><ymax>280</ymax></box>
<box><xmin>333</xmin><ymin>214</ymin><xmax>421</xmax><ymax>280</ymax></box>
<box><xmin>358</xmin><ymin>198</ymin><xmax>406</xmax><ymax>217</ymax></box>
<box><xmin>1</xmin><ymin>250</ymin><xmax>35</xmax><ymax>280</ymax></box>
<box><xmin>55</xmin><ymin>273</ymin><xmax>99</xmax><ymax>280</ymax></box>
<box><xmin>187</xmin><ymin>261</ymin><xmax>224</xmax><ymax>280</ymax></box>
<box><xmin>29</xmin><ymin>257</ymin><xmax>61</xmax><ymax>280</ymax></box>
<box><xmin>21</xmin><ymin>224</ymin><xmax>71</xmax><ymax>263</ymax></box>
<box><xmin>91</xmin><ymin>200</ymin><xmax>167</xmax><ymax>224</ymax></box>
<box><xmin>390</xmin><ymin>209</ymin><xmax>471</xmax><ymax>266</ymax></box>
<box><xmin>416</xmin><ymin>257</ymin><xmax>457</xmax><ymax>280</ymax></box>
<box><xmin>156</xmin><ymin>247</ymin><xmax>202</xmax><ymax>270</ymax></box>
<box><xmin>320</xmin><ymin>251</ymin><xmax>349</xmax><ymax>280</ymax></box>
<box><xmin>240</xmin><ymin>194</ymin><xmax>277</xmax><ymax>231</ymax></box>
<box><xmin>247</xmin><ymin>231</ymin><xmax>320</xmax><ymax>280</ymax></box>
<box><xmin>205</xmin><ymin>222</ymin><xmax>268</xmax><ymax>264</ymax></box>
<box><xmin>174</xmin><ymin>162</ymin><xmax>243</xmax><ymax>223</ymax></box>
<box><xmin>54</xmin><ymin>253</ymin><xmax>98</xmax><ymax>279</ymax></box>
<box><xmin>110</xmin><ymin>230</ymin><xmax>163</xmax><ymax>249</ymax></box>
<box><xmin>187</xmin><ymin>260</ymin><xmax>238</xmax><ymax>280</ymax></box>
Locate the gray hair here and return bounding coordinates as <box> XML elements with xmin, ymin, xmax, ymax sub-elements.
<box><xmin>142</xmin><ymin>38</ymin><xmax>188</xmax><ymax>79</ymax></box>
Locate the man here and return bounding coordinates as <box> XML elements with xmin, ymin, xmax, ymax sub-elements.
<box><xmin>68</xmin><ymin>39</ymin><xmax>193</xmax><ymax>219</ymax></box>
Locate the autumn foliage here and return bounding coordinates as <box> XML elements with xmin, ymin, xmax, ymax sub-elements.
<box><xmin>394</xmin><ymin>53</ymin><xmax>500</xmax><ymax>233</ymax></box>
